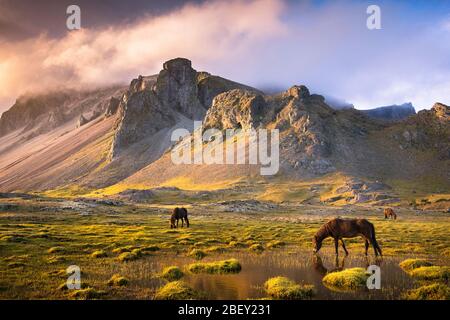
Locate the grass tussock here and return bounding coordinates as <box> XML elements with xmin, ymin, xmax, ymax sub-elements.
<box><xmin>249</xmin><ymin>243</ymin><xmax>265</xmax><ymax>253</ymax></box>
<box><xmin>68</xmin><ymin>288</ymin><xmax>106</xmax><ymax>300</ymax></box>
<box><xmin>266</xmin><ymin>240</ymin><xmax>286</xmax><ymax>249</ymax></box>
<box><xmin>91</xmin><ymin>250</ymin><xmax>107</xmax><ymax>258</ymax></box>
<box><xmin>322</xmin><ymin>268</ymin><xmax>368</xmax><ymax>291</ymax></box>
<box><xmin>188</xmin><ymin>249</ymin><xmax>207</xmax><ymax>260</ymax></box>
<box><xmin>264</xmin><ymin>276</ymin><xmax>315</xmax><ymax>300</ymax></box>
<box><xmin>107</xmin><ymin>274</ymin><xmax>129</xmax><ymax>287</ymax></box>
<box><xmin>228</xmin><ymin>241</ymin><xmax>246</xmax><ymax>248</ymax></box>
<box><xmin>117</xmin><ymin>249</ymin><xmax>142</xmax><ymax>262</ymax></box>
<box><xmin>161</xmin><ymin>266</ymin><xmax>184</xmax><ymax>281</ymax></box>
<box><xmin>204</xmin><ymin>246</ymin><xmax>226</xmax><ymax>254</ymax></box>
<box><xmin>403</xmin><ymin>283</ymin><xmax>450</xmax><ymax>300</ymax></box>
<box><xmin>154</xmin><ymin>281</ymin><xmax>200</xmax><ymax>300</ymax></box>
<box><xmin>408</xmin><ymin>266</ymin><xmax>450</xmax><ymax>281</ymax></box>
<box><xmin>188</xmin><ymin>259</ymin><xmax>242</xmax><ymax>274</ymax></box>
<box><xmin>399</xmin><ymin>259</ymin><xmax>434</xmax><ymax>272</ymax></box>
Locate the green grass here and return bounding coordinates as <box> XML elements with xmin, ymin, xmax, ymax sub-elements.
<box><xmin>403</xmin><ymin>283</ymin><xmax>450</xmax><ymax>300</ymax></box>
<box><xmin>68</xmin><ymin>288</ymin><xmax>107</xmax><ymax>300</ymax></box>
<box><xmin>266</xmin><ymin>240</ymin><xmax>286</xmax><ymax>249</ymax></box>
<box><xmin>322</xmin><ymin>268</ymin><xmax>368</xmax><ymax>291</ymax></box>
<box><xmin>154</xmin><ymin>281</ymin><xmax>200</xmax><ymax>300</ymax></box>
<box><xmin>188</xmin><ymin>249</ymin><xmax>207</xmax><ymax>260</ymax></box>
<box><xmin>161</xmin><ymin>266</ymin><xmax>184</xmax><ymax>281</ymax></box>
<box><xmin>0</xmin><ymin>198</ymin><xmax>449</xmax><ymax>299</ymax></box>
<box><xmin>264</xmin><ymin>276</ymin><xmax>314</xmax><ymax>300</ymax></box>
<box><xmin>107</xmin><ymin>274</ymin><xmax>129</xmax><ymax>287</ymax></box>
<box><xmin>187</xmin><ymin>259</ymin><xmax>241</xmax><ymax>274</ymax></box>
<box><xmin>249</xmin><ymin>244</ymin><xmax>265</xmax><ymax>253</ymax></box>
<box><xmin>399</xmin><ymin>259</ymin><xmax>433</xmax><ymax>272</ymax></box>
<box><xmin>408</xmin><ymin>266</ymin><xmax>450</xmax><ymax>281</ymax></box>
<box><xmin>91</xmin><ymin>250</ymin><xmax>107</xmax><ymax>258</ymax></box>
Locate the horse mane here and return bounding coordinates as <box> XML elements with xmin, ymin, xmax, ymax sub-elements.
<box><xmin>315</xmin><ymin>221</ymin><xmax>332</xmax><ymax>240</ymax></box>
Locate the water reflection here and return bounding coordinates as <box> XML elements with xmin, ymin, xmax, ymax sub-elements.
<box><xmin>124</xmin><ymin>250</ymin><xmax>440</xmax><ymax>300</ymax></box>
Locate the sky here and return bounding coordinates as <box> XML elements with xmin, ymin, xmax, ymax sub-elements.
<box><xmin>1</xmin><ymin>0</ymin><xmax>450</xmax><ymax>114</ymax></box>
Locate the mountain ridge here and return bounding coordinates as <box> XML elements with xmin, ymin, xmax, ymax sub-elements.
<box><xmin>0</xmin><ymin>58</ymin><xmax>448</xmax><ymax>207</ymax></box>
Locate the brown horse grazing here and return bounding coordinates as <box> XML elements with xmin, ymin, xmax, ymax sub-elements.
<box><xmin>313</xmin><ymin>218</ymin><xmax>382</xmax><ymax>257</ymax></box>
<box><xmin>170</xmin><ymin>207</ymin><xmax>189</xmax><ymax>228</ymax></box>
<box><xmin>384</xmin><ymin>208</ymin><xmax>397</xmax><ymax>220</ymax></box>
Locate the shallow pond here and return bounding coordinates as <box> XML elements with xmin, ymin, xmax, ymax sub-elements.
<box><xmin>117</xmin><ymin>249</ymin><xmax>448</xmax><ymax>300</ymax></box>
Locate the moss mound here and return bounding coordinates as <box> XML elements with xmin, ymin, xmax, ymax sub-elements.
<box><xmin>154</xmin><ymin>281</ymin><xmax>199</xmax><ymax>300</ymax></box>
<box><xmin>264</xmin><ymin>276</ymin><xmax>314</xmax><ymax>300</ymax></box>
<box><xmin>161</xmin><ymin>266</ymin><xmax>184</xmax><ymax>281</ymax></box>
<box><xmin>399</xmin><ymin>259</ymin><xmax>433</xmax><ymax>272</ymax></box>
<box><xmin>205</xmin><ymin>246</ymin><xmax>226</xmax><ymax>253</ymax></box>
<box><xmin>249</xmin><ymin>244</ymin><xmax>265</xmax><ymax>253</ymax></box>
<box><xmin>107</xmin><ymin>274</ymin><xmax>129</xmax><ymax>286</ymax></box>
<box><xmin>322</xmin><ymin>268</ymin><xmax>368</xmax><ymax>291</ymax></box>
<box><xmin>403</xmin><ymin>283</ymin><xmax>450</xmax><ymax>300</ymax></box>
<box><xmin>91</xmin><ymin>250</ymin><xmax>107</xmax><ymax>258</ymax></box>
<box><xmin>266</xmin><ymin>240</ymin><xmax>286</xmax><ymax>249</ymax></box>
<box><xmin>117</xmin><ymin>250</ymin><xmax>141</xmax><ymax>262</ymax></box>
<box><xmin>68</xmin><ymin>288</ymin><xmax>106</xmax><ymax>300</ymax></box>
<box><xmin>188</xmin><ymin>259</ymin><xmax>242</xmax><ymax>274</ymax></box>
<box><xmin>228</xmin><ymin>241</ymin><xmax>246</xmax><ymax>248</ymax></box>
<box><xmin>188</xmin><ymin>249</ymin><xmax>207</xmax><ymax>260</ymax></box>
<box><xmin>408</xmin><ymin>266</ymin><xmax>450</xmax><ymax>281</ymax></box>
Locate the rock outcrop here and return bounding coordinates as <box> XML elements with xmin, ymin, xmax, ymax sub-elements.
<box><xmin>110</xmin><ymin>58</ymin><xmax>263</xmax><ymax>159</ymax></box>
<box><xmin>203</xmin><ymin>89</ymin><xmax>266</xmax><ymax>130</ymax></box>
<box><xmin>76</xmin><ymin>114</ymin><xmax>89</xmax><ymax>128</ymax></box>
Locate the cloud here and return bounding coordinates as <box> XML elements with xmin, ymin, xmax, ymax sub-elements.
<box><xmin>0</xmin><ymin>0</ymin><xmax>286</xmax><ymax>112</ymax></box>
<box><xmin>1</xmin><ymin>0</ymin><xmax>450</xmax><ymax>114</ymax></box>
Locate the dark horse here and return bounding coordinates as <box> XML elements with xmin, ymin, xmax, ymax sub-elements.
<box><xmin>384</xmin><ymin>208</ymin><xmax>397</xmax><ymax>220</ymax></box>
<box><xmin>313</xmin><ymin>218</ymin><xmax>382</xmax><ymax>257</ymax></box>
<box><xmin>170</xmin><ymin>207</ymin><xmax>189</xmax><ymax>228</ymax></box>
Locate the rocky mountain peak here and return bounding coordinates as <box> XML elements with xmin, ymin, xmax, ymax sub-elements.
<box><xmin>110</xmin><ymin>58</ymin><xmax>261</xmax><ymax>159</ymax></box>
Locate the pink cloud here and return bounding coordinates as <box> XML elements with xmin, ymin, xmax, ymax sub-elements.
<box><xmin>0</xmin><ymin>0</ymin><xmax>286</xmax><ymax>113</ymax></box>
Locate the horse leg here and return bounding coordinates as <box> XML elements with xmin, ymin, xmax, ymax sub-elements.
<box><xmin>373</xmin><ymin>238</ymin><xmax>382</xmax><ymax>256</ymax></box>
<box><xmin>185</xmin><ymin>217</ymin><xmax>189</xmax><ymax>228</ymax></box>
<box><xmin>370</xmin><ymin>238</ymin><xmax>379</xmax><ymax>256</ymax></box>
<box><xmin>181</xmin><ymin>218</ymin><xmax>184</xmax><ymax>228</ymax></box>
<box><xmin>176</xmin><ymin>219</ymin><xmax>179</xmax><ymax>228</ymax></box>
<box><xmin>364</xmin><ymin>239</ymin><xmax>369</xmax><ymax>256</ymax></box>
<box><xmin>334</xmin><ymin>238</ymin><xmax>339</xmax><ymax>256</ymax></box>
<box><xmin>340</xmin><ymin>239</ymin><xmax>348</xmax><ymax>256</ymax></box>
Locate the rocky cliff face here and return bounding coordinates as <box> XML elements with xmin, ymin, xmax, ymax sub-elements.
<box><xmin>110</xmin><ymin>58</ymin><xmax>262</xmax><ymax>159</ymax></box>
<box><xmin>0</xmin><ymin>57</ymin><xmax>448</xmax><ymax>196</ymax></box>
<box><xmin>0</xmin><ymin>87</ymin><xmax>126</xmax><ymax>139</ymax></box>
<box><xmin>390</xmin><ymin>102</ymin><xmax>450</xmax><ymax>159</ymax></box>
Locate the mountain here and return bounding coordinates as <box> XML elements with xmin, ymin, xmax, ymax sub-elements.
<box><xmin>0</xmin><ymin>58</ymin><xmax>448</xmax><ymax>206</ymax></box>
<box><xmin>362</xmin><ymin>102</ymin><xmax>416</xmax><ymax>121</ymax></box>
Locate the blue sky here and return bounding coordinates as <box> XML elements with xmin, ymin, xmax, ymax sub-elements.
<box><xmin>1</xmin><ymin>0</ymin><xmax>450</xmax><ymax>112</ymax></box>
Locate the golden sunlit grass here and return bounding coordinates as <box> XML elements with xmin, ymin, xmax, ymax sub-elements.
<box><xmin>160</xmin><ymin>266</ymin><xmax>184</xmax><ymax>281</ymax></box>
<box><xmin>0</xmin><ymin>198</ymin><xmax>449</xmax><ymax>299</ymax></box>
<box><xmin>399</xmin><ymin>259</ymin><xmax>434</xmax><ymax>272</ymax></box>
<box><xmin>187</xmin><ymin>259</ymin><xmax>242</xmax><ymax>274</ymax></box>
<box><xmin>264</xmin><ymin>276</ymin><xmax>315</xmax><ymax>300</ymax></box>
<box><xmin>403</xmin><ymin>283</ymin><xmax>450</xmax><ymax>300</ymax></box>
<box><xmin>154</xmin><ymin>281</ymin><xmax>200</xmax><ymax>300</ymax></box>
<box><xmin>322</xmin><ymin>268</ymin><xmax>368</xmax><ymax>291</ymax></box>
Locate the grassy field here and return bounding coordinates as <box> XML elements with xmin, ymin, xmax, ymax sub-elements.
<box><xmin>0</xmin><ymin>196</ymin><xmax>449</xmax><ymax>299</ymax></box>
